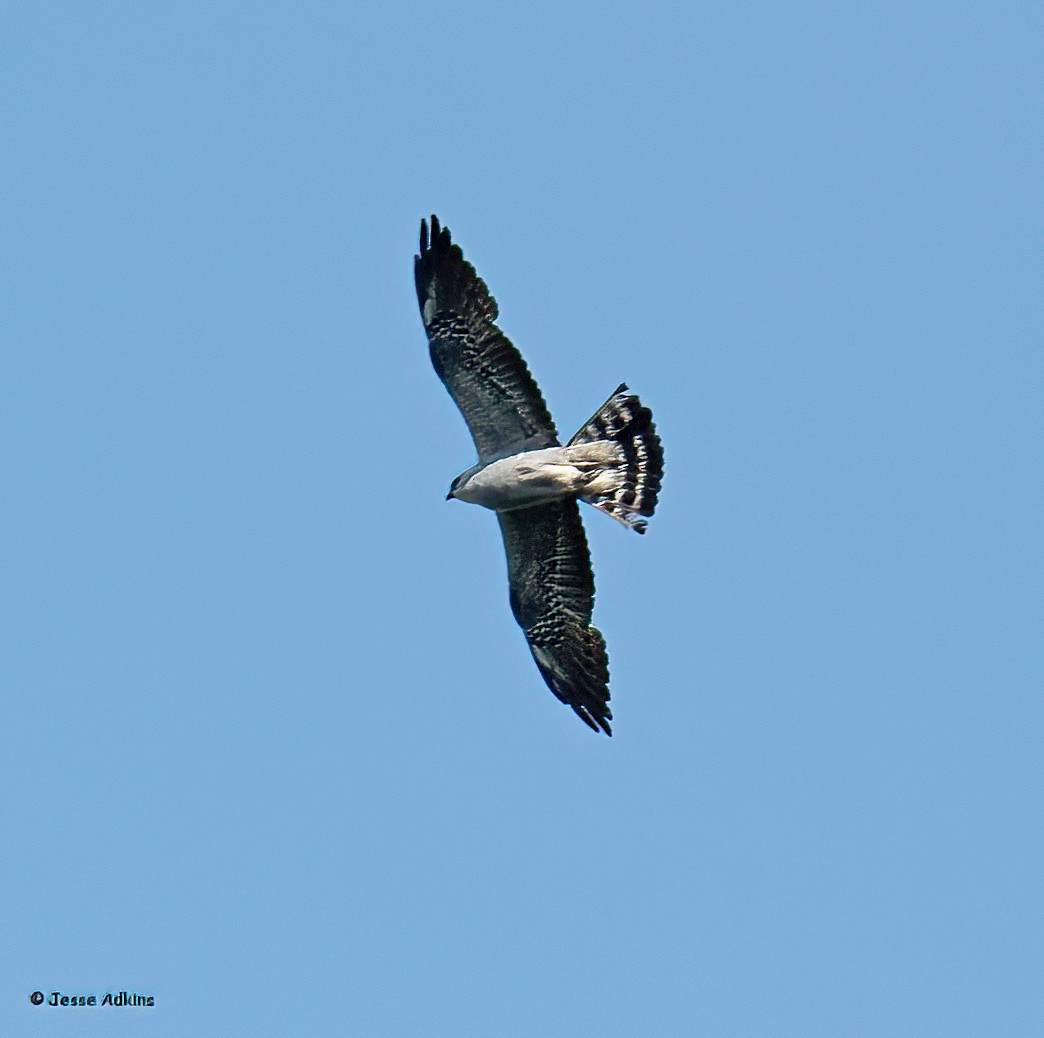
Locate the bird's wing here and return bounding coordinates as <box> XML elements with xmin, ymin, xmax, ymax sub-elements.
<box><xmin>415</xmin><ymin>215</ymin><xmax>559</xmax><ymax>461</ymax></box>
<box><xmin>497</xmin><ymin>500</ymin><xmax>612</xmax><ymax>735</ymax></box>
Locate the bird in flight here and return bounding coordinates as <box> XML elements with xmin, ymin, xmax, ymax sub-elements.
<box><xmin>414</xmin><ymin>216</ymin><xmax>663</xmax><ymax>735</ymax></box>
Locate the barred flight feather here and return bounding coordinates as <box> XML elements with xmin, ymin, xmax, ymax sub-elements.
<box><xmin>569</xmin><ymin>384</ymin><xmax>664</xmax><ymax>533</ymax></box>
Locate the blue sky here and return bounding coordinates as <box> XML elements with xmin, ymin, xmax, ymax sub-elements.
<box><xmin>2</xmin><ymin>2</ymin><xmax>1040</xmax><ymax>1035</ymax></box>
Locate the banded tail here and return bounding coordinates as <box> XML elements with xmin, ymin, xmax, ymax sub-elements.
<box><xmin>568</xmin><ymin>384</ymin><xmax>664</xmax><ymax>534</ymax></box>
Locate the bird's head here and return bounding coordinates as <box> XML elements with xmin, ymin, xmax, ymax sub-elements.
<box><xmin>447</xmin><ymin>464</ymin><xmax>484</xmax><ymax>502</ymax></box>
<box><xmin>446</xmin><ymin>472</ymin><xmax>466</xmax><ymax>501</ymax></box>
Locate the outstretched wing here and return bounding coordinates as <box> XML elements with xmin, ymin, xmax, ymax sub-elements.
<box><xmin>415</xmin><ymin>215</ymin><xmax>559</xmax><ymax>461</ymax></box>
<box><xmin>497</xmin><ymin>501</ymin><xmax>612</xmax><ymax>735</ymax></box>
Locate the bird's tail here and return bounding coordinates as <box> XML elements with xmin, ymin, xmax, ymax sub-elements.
<box><xmin>567</xmin><ymin>384</ymin><xmax>663</xmax><ymax>534</ymax></box>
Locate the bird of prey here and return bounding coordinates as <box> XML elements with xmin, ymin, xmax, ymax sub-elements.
<box><xmin>414</xmin><ymin>215</ymin><xmax>663</xmax><ymax>735</ymax></box>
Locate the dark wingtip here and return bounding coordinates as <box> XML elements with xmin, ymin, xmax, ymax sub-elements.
<box><xmin>419</xmin><ymin>215</ymin><xmax>449</xmax><ymax>254</ymax></box>
<box><xmin>574</xmin><ymin>704</ymin><xmax>613</xmax><ymax>736</ymax></box>
<box><xmin>419</xmin><ymin>215</ymin><xmax>452</xmax><ymax>257</ymax></box>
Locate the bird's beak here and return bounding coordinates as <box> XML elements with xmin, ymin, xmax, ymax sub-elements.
<box><xmin>445</xmin><ymin>490</ymin><xmax>454</xmax><ymax>501</ymax></box>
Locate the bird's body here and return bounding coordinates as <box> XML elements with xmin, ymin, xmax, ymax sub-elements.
<box><xmin>414</xmin><ymin>215</ymin><xmax>663</xmax><ymax>735</ymax></box>
<box><xmin>451</xmin><ymin>443</ymin><xmax>624</xmax><ymax>511</ymax></box>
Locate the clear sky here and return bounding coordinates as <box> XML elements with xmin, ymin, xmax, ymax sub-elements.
<box><xmin>3</xmin><ymin>2</ymin><xmax>1041</xmax><ymax>1035</ymax></box>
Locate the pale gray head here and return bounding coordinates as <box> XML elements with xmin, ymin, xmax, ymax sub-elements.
<box><xmin>446</xmin><ymin>463</ymin><xmax>482</xmax><ymax>501</ymax></box>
